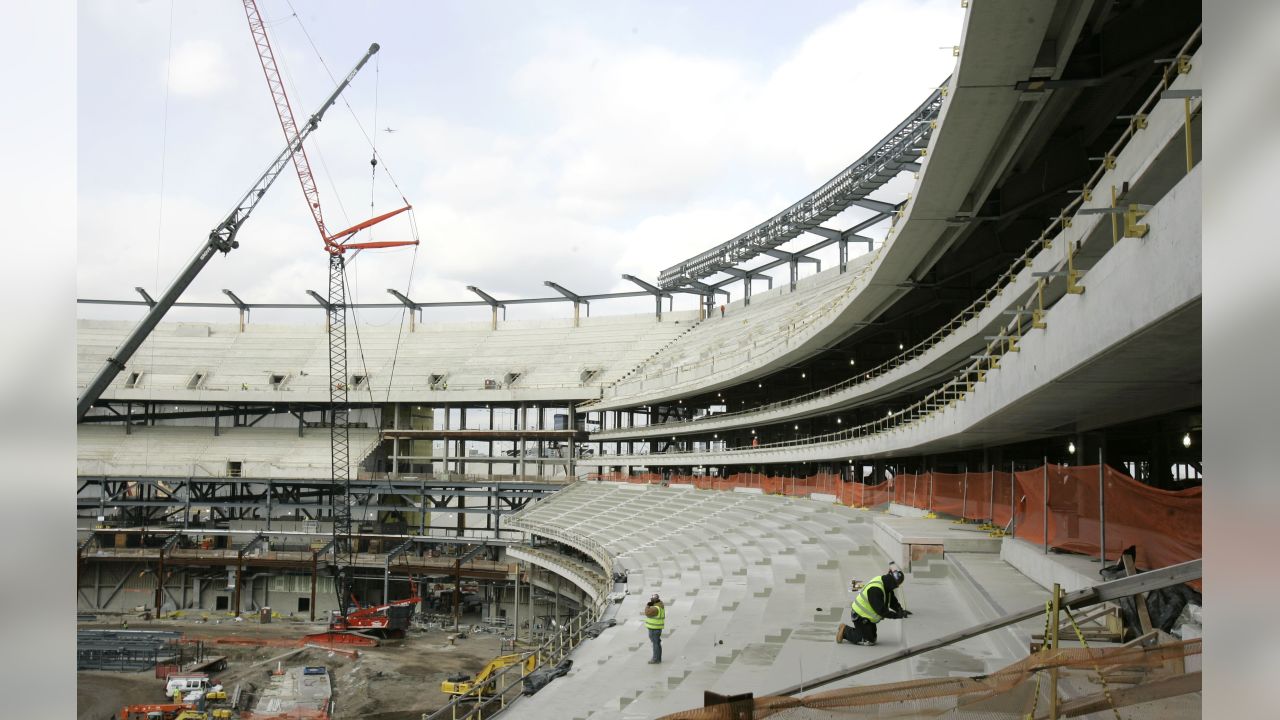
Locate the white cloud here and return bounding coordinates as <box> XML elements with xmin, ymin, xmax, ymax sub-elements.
<box><xmin>168</xmin><ymin>39</ymin><xmax>235</xmax><ymax>98</ymax></box>
<box><xmin>80</xmin><ymin>1</ymin><xmax>965</xmax><ymax>324</ymax></box>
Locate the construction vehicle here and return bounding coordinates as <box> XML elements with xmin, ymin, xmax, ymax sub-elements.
<box><xmin>239</xmin><ymin>0</ymin><xmax>419</xmax><ymax>645</ymax></box>
<box><xmin>441</xmin><ymin>653</ymin><xmax>537</xmax><ymax>697</ymax></box>
<box><xmin>302</xmin><ymin>593</ymin><xmax>419</xmax><ymax>646</ymax></box>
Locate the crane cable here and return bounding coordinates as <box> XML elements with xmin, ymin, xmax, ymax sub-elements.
<box><xmin>142</xmin><ymin>0</ymin><xmax>178</xmax><ymax>472</ymax></box>
<box><xmin>282</xmin><ymin>10</ymin><xmax>419</xmax><ymax>485</ymax></box>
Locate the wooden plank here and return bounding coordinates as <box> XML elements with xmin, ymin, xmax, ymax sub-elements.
<box><xmin>1040</xmin><ymin>671</ymin><xmax>1200</xmax><ymax>718</ymax></box>
<box><xmin>1122</xmin><ymin>554</ymin><xmax>1154</xmax><ymax>634</ymax></box>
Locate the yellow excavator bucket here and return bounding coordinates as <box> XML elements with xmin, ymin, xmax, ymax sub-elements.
<box><xmin>440</xmin><ymin>653</ymin><xmax>536</xmax><ymax>696</ymax></box>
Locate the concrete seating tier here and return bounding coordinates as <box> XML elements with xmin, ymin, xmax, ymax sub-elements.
<box><xmin>600</xmin><ymin>263</ymin><xmax>867</xmax><ymax>395</ymax></box>
<box><xmin>77</xmin><ymin>311</ymin><xmax>696</xmax><ymax>401</ymax></box>
<box><xmin>504</xmin><ymin>482</ymin><xmax>1062</xmax><ymax>719</ymax></box>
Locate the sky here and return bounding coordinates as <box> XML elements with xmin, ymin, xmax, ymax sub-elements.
<box><xmin>76</xmin><ymin>0</ymin><xmax>965</xmax><ymax>325</ymax></box>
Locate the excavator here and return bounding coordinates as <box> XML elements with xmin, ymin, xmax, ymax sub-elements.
<box><xmin>441</xmin><ymin>653</ymin><xmax>537</xmax><ymax>698</ymax></box>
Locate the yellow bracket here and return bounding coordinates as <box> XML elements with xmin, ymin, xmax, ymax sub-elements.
<box><xmin>930</xmin><ymin>120</ymin><xmax>938</xmax><ymax>129</ymax></box>
<box><xmin>1178</xmin><ymin>55</ymin><xmax>1192</xmax><ymax>74</ymax></box>
<box><xmin>1131</xmin><ymin>113</ymin><xmax>1148</xmax><ymax>130</ymax></box>
<box><xmin>1033</xmin><ymin>280</ymin><xmax>1048</xmax><ymax>329</ymax></box>
<box><xmin>1059</xmin><ymin>214</ymin><xmax>1072</xmax><ymax>229</ymax></box>
<box><xmin>1124</xmin><ymin>204</ymin><xmax>1150</xmax><ymax>238</ymax></box>
<box><xmin>1080</xmin><ymin>186</ymin><xmax>1092</xmax><ymax>202</ymax></box>
<box><xmin>1066</xmin><ymin>269</ymin><xmax>1084</xmax><ymax>294</ymax></box>
<box><xmin>952</xmin><ymin>46</ymin><xmax>960</xmax><ymax>57</ymax></box>
<box><xmin>1040</xmin><ymin>232</ymin><xmax>1052</xmax><ymax>250</ymax></box>
<box><xmin>1103</xmin><ymin>154</ymin><xmax>1116</xmax><ymax>170</ymax></box>
<box><xmin>924</xmin><ymin>512</ymin><xmax>938</xmax><ymax>519</ymax></box>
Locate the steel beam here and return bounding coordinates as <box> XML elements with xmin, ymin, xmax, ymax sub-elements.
<box><xmin>545</xmin><ymin>281</ymin><xmax>588</xmax><ymax>326</ymax></box>
<box><xmin>467</xmin><ymin>285</ymin><xmax>505</xmax><ymax>329</ymax></box>
<box><xmin>621</xmin><ymin>274</ymin><xmax>673</xmax><ymax>321</ymax></box>
<box><xmin>387</xmin><ymin>288</ymin><xmax>419</xmax><ymax>332</ymax></box>
<box><xmin>222</xmin><ymin>289</ymin><xmax>250</xmax><ymax>332</ymax></box>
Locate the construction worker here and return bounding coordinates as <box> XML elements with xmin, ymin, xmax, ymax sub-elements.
<box><xmin>836</xmin><ymin>565</ymin><xmax>911</xmax><ymax>646</ymax></box>
<box><xmin>643</xmin><ymin>593</ymin><xmax>665</xmax><ymax>664</ymax></box>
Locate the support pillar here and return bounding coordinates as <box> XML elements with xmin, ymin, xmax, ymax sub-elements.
<box><xmin>513</xmin><ymin>565</ymin><xmax>520</xmax><ymax>645</ymax></box>
<box><xmin>309</xmin><ymin>554</ymin><xmax>317</xmax><ymax>622</ymax></box>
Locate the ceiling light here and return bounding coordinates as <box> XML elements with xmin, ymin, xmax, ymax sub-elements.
<box><xmin>836</xmin><ymin>418</ymin><xmax>842</xmax><ymax>424</ymax></box>
<box><xmin>1182</xmin><ymin>433</ymin><xmax>1192</xmax><ymax>448</ymax></box>
<box><xmin>899</xmin><ymin>342</ymin><xmax>905</xmax><ymax>350</ymax></box>
<box><xmin>801</xmin><ymin>372</ymin><xmax>806</xmax><ymax>378</ymax></box>
<box><xmin>1067</xmin><ymin>441</ymin><xmax>1076</xmax><ymax>454</ymax></box>
<box><xmin>849</xmin><ymin>358</ymin><xmax>855</xmax><ymax>365</ymax></box>
<box><xmin>751</xmin><ymin>429</ymin><xmax>756</xmax><ymax>435</ymax></box>
<box><xmin>793</xmin><ymin>425</ymin><xmax>799</xmax><ymax>430</ymax></box>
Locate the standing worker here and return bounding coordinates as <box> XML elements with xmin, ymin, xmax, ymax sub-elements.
<box><xmin>836</xmin><ymin>564</ymin><xmax>912</xmax><ymax>646</ymax></box>
<box><xmin>644</xmin><ymin>593</ymin><xmax>665</xmax><ymax>663</ymax></box>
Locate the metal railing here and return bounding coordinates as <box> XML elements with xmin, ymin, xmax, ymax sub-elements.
<box><xmin>422</xmin><ymin>593</ymin><xmax>612</xmax><ymax>720</ymax></box>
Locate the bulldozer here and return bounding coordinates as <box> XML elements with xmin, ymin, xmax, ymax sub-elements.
<box><xmin>440</xmin><ymin>653</ymin><xmax>537</xmax><ymax>697</ymax></box>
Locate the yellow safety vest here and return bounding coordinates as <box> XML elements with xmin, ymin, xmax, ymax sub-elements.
<box><xmin>851</xmin><ymin>576</ymin><xmax>888</xmax><ymax>622</ymax></box>
<box><xmin>645</xmin><ymin>604</ymin><xmax>666</xmax><ymax>630</ymax></box>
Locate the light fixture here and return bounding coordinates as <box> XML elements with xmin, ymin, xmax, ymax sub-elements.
<box><xmin>751</xmin><ymin>429</ymin><xmax>756</xmax><ymax>435</ymax></box>
<box><xmin>899</xmin><ymin>342</ymin><xmax>905</xmax><ymax>350</ymax></box>
<box><xmin>713</xmin><ymin>434</ymin><xmax>718</xmax><ymax>439</ymax></box>
<box><xmin>836</xmin><ymin>418</ymin><xmax>842</xmax><ymax>424</ymax></box>
<box><xmin>801</xmin><ymin>372</ymin><xmax>806</xmax><ymax>379</ymax></box>
<box><xmin>886</xmin><ymin>410</ymin><xmax>892</xmax><ymax>416</ymax></box>
<box><xmin>793</xmin><ymin>425</ymin><xmax>799</xmax><ymax>430</ymax></box>
<box><xmin>1182</xmin><ymin>433</ymin><xmax>1192</xmax><ymax>448</ymax></box>
<box><xmin>758</xmin><ymin>383</ymin><xmax>763</xmax><ymax>388</ymax></box>
<box><xmin>849</xmin><ymin>358</ymin><xmax>856</xmax><ymax>366</ymax></box>
<box><xmin>1067</xmin><ymin>441</ymin><xmax>1076</xmax><ymax>454</ymax></box>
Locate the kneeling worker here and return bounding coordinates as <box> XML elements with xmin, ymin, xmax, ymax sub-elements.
<box><xmin>836</xmin><ymin>564</ymin><xmax>912</xmax><ymax>646</ymax></box>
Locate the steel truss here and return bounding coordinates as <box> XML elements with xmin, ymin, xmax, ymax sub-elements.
<box><xmin>658</xmin><ymin>83</ymin><xmax>946</xmax><ymax>289</ymax></box>
<box><xmin>77</xmin><ymin>475</ymin><xmax>563</xmax><ymax>528</ymax></box>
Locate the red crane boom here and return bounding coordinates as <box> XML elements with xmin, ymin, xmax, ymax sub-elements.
<box><xmin>241</xmin><ymin>0</ymin><xmax>418</xmax><ymax>637</ymax></box>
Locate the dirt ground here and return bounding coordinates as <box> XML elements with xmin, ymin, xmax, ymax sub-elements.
<box><xmin>78</xmin><ymin>614</ymin><xmax>505</xmax><ymax>720</ymax></box>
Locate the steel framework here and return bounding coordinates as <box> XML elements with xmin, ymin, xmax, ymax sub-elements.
<box><xmin>657</xmin><ymin>83</ymin><xmax>946</xmax><ymax>289</ymax></box>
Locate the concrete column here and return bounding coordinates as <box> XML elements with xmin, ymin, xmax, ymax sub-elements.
<box><xmin>527</xmin><ymin>569</ymin><xmax>536</xmax><ymax>641</ymax></box>
<box><xmin>391</xmin><ymin>404</ymin><xmax>400</xmax><ymax>478</ymax></box>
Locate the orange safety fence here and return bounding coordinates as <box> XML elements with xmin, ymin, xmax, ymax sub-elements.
<box><xmin>588</xmin><ymin>464</ymin><xmax>1201</xmax><ymax>581</ymax></box>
